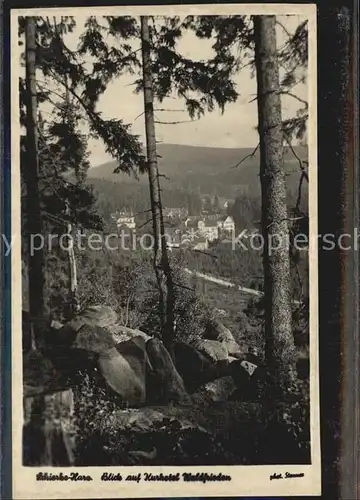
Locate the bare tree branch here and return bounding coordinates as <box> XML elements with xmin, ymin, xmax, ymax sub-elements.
<box><xmin>280</xmin><ymin>91</ymin><xmax>308</xmax><ymax>107</ymax></box>
<box><xmin>230</xmin><ymin>143</ymin><xmax>260</xmax><ymax>169</ymax></box>
<box><xmin>296</xmin><ymin>171</ymin><xmax>307</xmax><ymax>212</ymax></box>
<box><xmin>276</xmin><ymin>20</ymin><xmax>292</xmax><ymax>38</ymax></box>
<box><xmin>158</xmin><ymin>173</ymin><xmax>171</xmax><ymax>181</ymax></box>
<box><xmin>284</xmin><ymin>136</ymin><xmax>309</xmax><ymax>182</ymax></box>
<box><xmin>155</xmin><ymin>108</ymin><xmax>187</xmax><ymax>113</ymax></box>
<box><xmin>154</xmin><ymin>119</ymin><xmax>199</xmax><ymax>125</ymax></box>
<box><xmin>134</xmin><ymin>111</ymin><xmax>145</xmax><ymax>121</ymax></box>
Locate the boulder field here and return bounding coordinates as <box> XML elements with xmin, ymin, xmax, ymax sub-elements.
<box><xmin>23</xmin><ymin>305</ymin><xmax>261</xmax><ymax>466</ymax></box>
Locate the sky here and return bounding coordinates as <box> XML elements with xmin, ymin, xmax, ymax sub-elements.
<box><xmin>37</xmin><ymin>14</ymin><xmax>308</xmax><ymax>167</ymax></box>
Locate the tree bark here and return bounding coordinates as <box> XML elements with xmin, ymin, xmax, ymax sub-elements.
<box><xmin>65</xmin><ymin>202</ymin><xmax>79</xmax><ymax>319</ymax></box>
<box><xmin>140</xmin><ymin>16</ymin><xmax>175</xmax><ymax>353</ymax></box>
<box><xmin>24</xmin><ymin>17</ymin><xmax>47</xmax><ymax>348</ymax></box>
<box><xmin>63</xmin><ymin>77</ymin><xmax>79</xmax><ymax>319</ymax></box>
<box><xmin>254</xmin><ymin>15</ymin><xmax>295</xmax><ymax>386</ymax></box>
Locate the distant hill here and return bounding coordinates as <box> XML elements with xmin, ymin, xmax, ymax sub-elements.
<box><xmin>88</xmin><ymin>143</ymin><xmax>308</xmax><ymax>199</ymax></box>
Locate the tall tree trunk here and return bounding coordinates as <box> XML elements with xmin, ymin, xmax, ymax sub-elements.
<box><xmin>140</xmin><ymin>16</ymin><xmax>175</xmax><ymax>354</ymax></box>
<box><xmin>24</xmin><ymin>17</ymin><xmax>47</xmax><ymax>349</ymax></box>
<box><xmin>254</xmin><ymin>15</ymin><xmax>295</xmax><ymax>388</ymax></box>
<box><xmin>63</xmin><ymin>76</ymin><xmax>79</xmax><ymax>319</ymax></box>
<box><xmin>65</xmin><ymin>202</ymin><xmax>78</xmax><ymax>319</ymax></box>
<box><xmin>156</xmin><ymin>173</ymin><xmax>175</xmax><ymax>358</ymax></box>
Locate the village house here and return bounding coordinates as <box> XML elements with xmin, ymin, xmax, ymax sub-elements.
<box><xmin>192</xmin><ymin>237</ymin><xmax>209</xmax><ymax>251</ymax></box>
<box><xmin>202</xmin><ymin>220</ymin><xmax>219</xmax><ymax>242</ymax></box>
<box><xmin>163</xmin><ymin>207</ymin><xmax>188</xmax><ymax>221</ymax></box>
<box><xmin>184</xmin><ymin>216</ymin><xmax>204</xmax><ymax>230</ymax></box>
<box><xmin>164</xmin><ymin>227</ymin><xmax>182</xmax><ymax>250</ymax></box>
<box><xmin>217</xmin><ymin>215</ymin><xmax>235</xmax><ymax>235</ymax></box>
<box><xmin>111</xmin><ymin>211</ymin><xmax>136</xmax><ymax>230</ymax></box>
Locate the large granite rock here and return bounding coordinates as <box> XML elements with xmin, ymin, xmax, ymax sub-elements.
<box><xmin>110</xmin><ymin>324</ymin><xmax>152</xmax><ymax>344</ymax></box>
<box><xmin>98</xmin><ymin>336</ymin><xmax>148</xmax><ymax>406</ymax></box>
<box><xmin>192</xmin><ymin>338</ymin><xmax>228</xmax><ymax>363</ymax></box>
<box><xmin>192</xmin><ymin>376</ymin><xmax>237</xmax><ymax>404</ymax></box>
<box><xmin>146</xmin><ymin>338</ymin><xmax>190</xmax><ymax>404</ymax></box>
<box><xmin>51</xmin><ymin>305</ymin><xmax>119</xmax><ymax>348</ymax></box>
<box><xmin>76</xmin><ymin>305</ymin><xmax>118</xmax><ymax>329</ymax></box>
<box><xmin>174</xmin><ymin>342</ymin><xmax>223</xmax><ymax>393</ymax></box>
<box><xmin>228</xmin><ymin>358</ymin><xmax>262</xmax><ymax>402</ymax></box>
<box><xmin>204</xmin><ymin>319</ymin><xmax>246</xmax><ymax>357</ymax></box>
<box><xmin>51</xmin><ymin>306</ymin><xmax>152</xmax><ymax>352</ymax></box>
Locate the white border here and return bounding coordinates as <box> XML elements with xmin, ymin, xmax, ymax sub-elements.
<box><xmin>11</xmin><ymin>4</ymin><xmax>320</xmax><ymax>498</ymax></box>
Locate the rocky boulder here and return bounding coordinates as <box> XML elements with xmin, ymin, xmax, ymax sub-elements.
<box><xmin>110</xmin><ymin>324</ymin><xmax>152</xmax><ymax>344</ymax></box>
<box><xmin>98</xmin><ymin>336</ymin><xmax>148</xmax><ymax>406</ymax></box>
<box><xmin>192</xmin><ymin>338</ymin><xmax>228</xmax><ymax>363</ymax></box>
<box><xmin>174</xmin><ymin>342</ymin><xmax>224</xmax><ymax>393</ymax></box>
<box><xmin>51</xmin><ymin>305</ymin><xmax>119</xmax><ymax>348</ymax></box>
<box><xmin>146</xmin><ymin>338</ymin><xmax>190</xmax><ymax>404</ymax></box>
<box><xmin>203</xmin><ymin>318</ymin><xmax>246</xmax><ymax>357</ymax></box>
<box><xmin>50</xmin><ymin>305</ymin><xmax>153</xmax><ymax>352</ymax></box>
<box><xmin>228</xmin><ymin>358</ymin><xmax>262</xmax><ymax>401</ymax></box>
<box><xmin>72</xmin><ymin>323</ymin><xmax>115</xmax><ymax>354</ymax></box>
<box><xmin>77</xmin><ymin>305</ymin><xmax>118</xmax><ymax>329</ymax></box>
<box><xmin>192</xmin><ymin>376</ymin><xmax>237</xmax><ymax>404</ymax></box>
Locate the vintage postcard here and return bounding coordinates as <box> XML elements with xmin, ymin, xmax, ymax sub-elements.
<box><xmin>11</xmin><ymin>3</ymin><xmax>320</xmax><ymax>498</ymax></box>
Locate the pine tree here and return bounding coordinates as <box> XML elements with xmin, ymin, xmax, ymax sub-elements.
<box><xmin>24</xmin><ymin>17</ymin><xmax>47</xmax><ymax>349</ymax></box>
<box><xmin>19</xmin><ymin>15</ymin><xmax>145</xmax><ymax>324</ymax></box>
<box><xmin>140</xmin><ymin>16</ymin><xmax>167</xmax><ymax>339</ymax></box>
<box><xmin>78</xmin><ymin>15</ymin><xmax>239</xmax><ymax>351</ymax></box>
<box><xmin>253</xmin><ymin>15</ymin><xmax>295</xmax><ymax>386</ymax></box>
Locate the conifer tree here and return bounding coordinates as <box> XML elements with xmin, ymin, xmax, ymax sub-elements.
<box><xmin>24</xmin><ymin>16</ymin><xmax>46</xmax><ymax>348</ymax></box>
<box><xmin>78</xmin><ymin>15</ymin><xmax>238</xmax><ymax>351</ymax></box>
<box><xmin>253</xmin><ymin>15</ymin><xmax>295</xmax><ymax>384</ymax></box>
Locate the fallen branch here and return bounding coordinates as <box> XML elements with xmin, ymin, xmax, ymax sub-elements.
<box><xmin>173</xmin><ymin>281</ymin><xmax>195</xmax><ymax>292</ymax></box>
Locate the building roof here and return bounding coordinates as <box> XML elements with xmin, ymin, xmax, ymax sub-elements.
<box><xmin>191</xmin><ymin>236</ymin><xmax>208</xmax><ymax>247</ymax></box>
<box><xmin>163</xmin><ymin>207</ymin><xmax>188</xmax><ymax>216</ymax></box>
<box><xmin>164</xmin><ymin>228</ymin><xmax>181</xmax><ymax>243</ymax></box>
<box><xmin>186</xmin><ymin>219</ymin><xmax>202</xmax><ymax>229</ymax></box>
<box><xmin>111</xmin><ymin>210</ymin><xmax>134</xmax><ymax>218</ymax></box>
<box><xmin>204</xmin><ymin>220</ymin><xmax>218</xmax><ymax>228</ymax></box>
<box><xmin>218</xmin><ymin>215</ymin><xmax>234</xmax><ymax>223</ymax></box>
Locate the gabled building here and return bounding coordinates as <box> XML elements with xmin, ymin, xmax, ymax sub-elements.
<box><xmin>111</xmin><ymin>211</ymin><xmax>136</xmax><ymax>230</ymax></box>
<box><xmin>185</xmin><ymin>216</ymin><xmax>205</xmax><ymax>232</ymax></box>
<box><xmin>202</xmin><ymin>220</ymin><xmax>219</xmax><ymax>242</ymax></box>
<box><xmin>164</xmin><ymin>227</ymin><xmax>182</xmax><ymax>250</ymax></box>
<box><xmin>163</xmin><ymin>207</ymin><xmax>188</xmax><ymax>221</ymax></box>
<box><xmin>217</xmin><ymin>215</ymin><xmax>235</xmax><ymax>235</ymax></box>
<box><xmin>192</xmin><ymin>237</ymin><xmax>209</xmax><ymax>251</ymax></box>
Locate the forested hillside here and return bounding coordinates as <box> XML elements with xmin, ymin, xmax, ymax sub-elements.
<box><xmin>87</xmin><ymin>143</ymin><xmax>308</xmax><ymax>199</ymax></box>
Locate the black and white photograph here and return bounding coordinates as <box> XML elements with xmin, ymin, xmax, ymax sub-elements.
<box><xmin>11</xmin><ymin>4</ymin><xmax>320</xmax><ymax>498</ymax></box>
